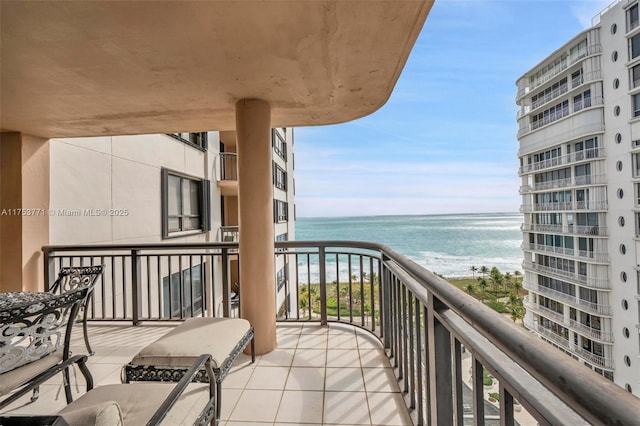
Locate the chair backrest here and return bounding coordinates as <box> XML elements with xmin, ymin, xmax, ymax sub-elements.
<box><xmin>49</xmin><ymin>265</ymin><xmax>104</xmax><ymax>295</ymax></box>
<box><xmin>0</xmin><ymin>288</ymin><xmax>88</xmax><ymax>374</ymax></box>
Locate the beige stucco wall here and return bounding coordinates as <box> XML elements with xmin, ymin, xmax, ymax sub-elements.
<box><xmin>50</xmin><ymin>134</ymin><xmax>219</xmax><ymax>245</ymax></box>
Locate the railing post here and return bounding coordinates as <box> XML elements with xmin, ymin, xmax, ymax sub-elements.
<box><xmin>428</xmin><ymin>294</ymin><xmax>453</xmax><ymax>426</ymax></box>
<box><xmin>43</xmin><ymin>249</ymin><xmax>56</xmax><ymax>291</ymax></box>
<box><xmin>472</xmin><ymin>357</ymin><xmax>485</xmax><ymax>426</ymax></box>
<box><xmin>131</xmin><ymin>249</ymin><xmax>142</xmax><ymax>325</ymax></box>
<box><xmin>381</xmin><ymin>259</ymin><xmax>391</xmax><ymax>349</ymax></box>
<box><xmin>318</xmin><ymin>246</ymin><xmax>327</xmax><ymax>326</ymax></box>
<box><xmin>221</xmin><ymin>248</ymin><xmax>230</xmax><ymax>318</ymax></box>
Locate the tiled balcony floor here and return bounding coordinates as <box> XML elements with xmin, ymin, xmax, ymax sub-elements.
<box><xmin>2</xmin><ymin>322</ymin><xmax>412</xmax><ymax>426</ymax></box>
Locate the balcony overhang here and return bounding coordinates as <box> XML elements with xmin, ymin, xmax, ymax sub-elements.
<box><xmin>0</xmin><ymin>1</ymin><xmax>433</xmax><ymax>138</ymax></box>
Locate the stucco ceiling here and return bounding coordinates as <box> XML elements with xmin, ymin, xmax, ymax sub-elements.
<box><xmin>0</xmin><ymin>1</ymin><xmax>433</xmax><ymax>138</ymax></box>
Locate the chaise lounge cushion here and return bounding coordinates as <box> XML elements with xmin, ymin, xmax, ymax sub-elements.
<box><xmin>57</xmin><ymin>399</ymin><xmax>123</xmax><ymax>426</ymax></box>
<box><xmin>0</xmin><ymin>352</ymin><xmax>63</xmax><ymax>396</ymax></box>
<box><xmin>57</xmin><ymin>383</ymin><xmax>208</xmax><ymax>426</ymax></box>
<box><xmin>130</xmin><ymin>317</ymin><xmax>251</xmax><ymax>369</ymax></box>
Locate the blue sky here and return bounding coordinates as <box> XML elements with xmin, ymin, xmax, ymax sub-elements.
<box><xmin>294</xmin><ymin>0</ymin><xmax>611</xmax><ymax>218</ymax></box>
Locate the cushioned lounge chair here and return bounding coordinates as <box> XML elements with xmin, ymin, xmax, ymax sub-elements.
<box><xmin>124</xmin><ymin>317</ymin><xmax>254</xmax><ymax>420</ymax></box>
<box><xmin>2</xmin><ymin>354</ymin><xmax>217</xmax><ymax>426</ymax></box>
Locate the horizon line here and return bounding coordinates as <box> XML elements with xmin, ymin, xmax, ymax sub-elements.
<box><xmin>296</xmin><ymin>211</ymin><xmax>521</xmax><ymax>220</ymax></box>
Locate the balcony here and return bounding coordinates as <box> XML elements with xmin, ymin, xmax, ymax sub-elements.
<box><xmin>220</xmin><ymin>225</ymin><xmax>239</xmax><ymax>243</ymax></box>
<box><xmin>521</xmin><ymin>200</ymin><xmax>608</xmax><ymax>212</ymax></box>
<box><xmin>523</xmin><ymin>261</ymin><xmax>610</xmax><ymax>290</ymax></box>
<box><xmin>518</xmin><ymin>147</ymin><xmax>606</xmax><ymax>175</ymax></box>
<box><xmin>521</xmin><ymin>174</ymin><xmax>607</xmax><ymax>193</ymax></box>
<box><xmin>524</xmin><ymin>319</ymin><xmax>570</xmax><ymax>350</ymax></box>
<box><xmin>524</xmin><ymin>298</ymin><xmax>614</xmax><ymax>343</ymax></box>
<box><xmin>2</xmin><ymin>321</ymin><xmax>414</xmax><ymax>425</ymax></box>
<box><xmin>522</xmin><ymin>242</ymin><xmax>609</xmax><ymax>263</ymax></box>
<box><xmin>524</xmin><ymin>282</ymin><xmax>612</xmax><ymax>316</ymax></box>
<box><xmin>217</xmin><ymin>152</ymin><xmax>238</xmax><ymax>196</ymax></box>
<box><xmin>23</xmin><ymin>241</ymin><xmax>639</xmax><ymax>424</ymax></box>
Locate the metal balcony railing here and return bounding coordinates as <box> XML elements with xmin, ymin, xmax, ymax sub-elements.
<box><xmin>524</xmin><ymin>298</ymin><xmax>614</xmax><ymax>343</ymax></box>
<box><xmin>519</xmin><ymin>147</ymin><xmax>606</xmax><ymax>175</ymax></box>
<box><xmin>520</xmin><ymin>223</ymin><xmax>608</xmax><ymax>237</ymax></box>
<box><xmin>523</xmin><ymin>200</ymin><xmax>608</xmax><ymax>212</ymax></box>
<box><xmin>219</xmin><ymin>152</ymin><xmax>237</xmax><ymax>181</ymax></box>
<box><xmin>523</xmin><ymin>261</ymin><xmax>610</xmax><ymax>290</ymax></box>
<box><xmin>220</xmin><ymin>225</ymin><xmax>239</xmax><ymax>243</ymax></box>
<box><xmin>525</xmin><ymin>282</ymin><xmax>612</xmax><ymax>317</ymax></box>
<box><xmin>524</xmin><ymin>319</ymin><xmax>570</xmax><ymax>349</ymax></box>
<box><xmin>41</xmin><ymin>241</ymin><xmax>640</xmax><ymax>425</ymax></box>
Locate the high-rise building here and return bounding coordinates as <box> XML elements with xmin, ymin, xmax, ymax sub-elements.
<box><xmin>517</xmin><ymin>0</ymin><xmax>639</xmax><ymax>396</ymax></box>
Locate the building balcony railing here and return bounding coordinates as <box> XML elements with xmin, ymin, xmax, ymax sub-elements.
<box><xmin>519</xmin><ymin>147</ymin><xmax>606</xmax><ymax>175</ymax></box>
<box><xmin>523</xmin><ymin>261</ymin><xmax>610</xmax><ymax>290</ymax></box>
<box><xmin>523</xmin><ymin>298</ymin><xmax>565</xmax><ymax>324</ymax></box>
<box><xmin>518</xmin><ymin>97</ymin><xmax>604</xmax><ymax>137</ymax></box>
<box><xmin>524</xmin><ymin>298</ymin><xmax>614</xmax><ymax>343</ymax></box>
<box><xmin>520</xmin><ymin>200</ymin><xmax>608</xmax><ymax>212</ymax></box>
<box><xmin>573</xmin><ymin>346</ymin><xmax>614</xmax><ymax>370</ymax></box>
<box><xmin>522</xmin><ymin>242</ymin><xmax>609</xmax><ymax>263</ymax></box>
<box><xmin>220</xmin><ymin>225</ymin><xmax>239</xmax><ymax>243</ymax></box>
<box><xmin>524</xmin><ymin>282</ymin><xmax>612</xmax><ymax>316</ymax></box>
<box><xmin>567</xmin><ymin>318</ymin><xmax>614</xmax><ymax>343</ymax></box>
<box><xmin>525</xmin><ymin>319</ymin><xmax>570</xmax><ymax>349</ymax></box>
<box><xmin>40</xmin><ymin>241</ymin><xmax>639</xmax><ymax>425</ymax></box>
<box><xmin>218</xmin><ymin>152</ymin><xmax>238</xmax><ymax>181</ymax></box>
<box><xmin>521</xmin><ymin>174</ymin><xmax>607</xmax><ymax>193</ymax></box>
<box><xmin>520</xmin><ymin>223</ymin><xmax>608</xmax><ymax>237</ymax></box>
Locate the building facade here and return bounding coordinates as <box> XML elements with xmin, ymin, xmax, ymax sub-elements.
<box><xmin>48</xmin><ymin>129</ymin><xmax>296</xmax><ymax>317</ymax></box>
<box><xmin>516</xmin><ymin>0</ymin><xmax>639</xmax><ymax>396</ymax></box>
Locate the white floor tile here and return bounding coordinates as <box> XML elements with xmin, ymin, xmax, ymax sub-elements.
<box><xmin>367</xmin><ymin>392</ymin><xmax>412</xmax><ymax>425</ymax></box>
<box><xmin>285</xmin><ymin>367</ymin><xmax>326</xmax><ymax>391</ymax></box>
<box><xmin>276</xmin><ymin>390</ymin><xmax>324</xmax><ymax>423</ymax></box>
<box><xmin>362</xmin><ymin>367</ymin><xmax>400</xmax><ymax>393</ymax></box>
<box><xmin>228</xmin><ymin>389</ymin><xmax>283</xmax><ymax>423</ymax></box>
<box><xmin>326</xmin><ymin>349</ymin><xmax>361</xmax><ymax>367</ymax></box>
<box><xmin>323</xmin><ymin>391</ymin><xmax>371</xmax><ymax>425</ymax></box>
<box><xmin>245</xmin><ymin>366</ymin><xmax>290</xmax><ymax>390</ymax></box>
<box><xmin>325</xmin><ymin>368</ymin><xmax>365</xmax><ymax>392</ymax></box>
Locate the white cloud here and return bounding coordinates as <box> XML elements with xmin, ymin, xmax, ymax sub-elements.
<box><xmin>570</xmin><ymin>0</ymin><xmax>612</xmax><ymax>28</ymax></box>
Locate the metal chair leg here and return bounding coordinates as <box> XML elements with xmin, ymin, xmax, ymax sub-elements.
<box><xmin>30</xmin><ymin>386</ymin><xmax>39</xmax><ymax>403</ymax></box>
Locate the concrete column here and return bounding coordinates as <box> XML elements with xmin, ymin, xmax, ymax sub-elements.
<box><xmin>235</xmin><ymin>99</ymin><xmax>276</xmax><ymax>354</ymax></box>
<box><xmin>0</xmin><ymin>132</ymin><xmax>50</xmax><ymax>292</ymax></box>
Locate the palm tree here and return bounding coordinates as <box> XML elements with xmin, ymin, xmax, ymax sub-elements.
<box><xmin>489</xmin><ymin>267</ymin><xmax>502</xmax><ymax>294</ymax></box>
<box><xmin>479</xmin><ymin>266</ymin><xmax>489</xmax><ymax>279</ymax></box>
<box><xmin>477</xmin><ymin>278</ymin><xmax>489</xmax><ymax>302</ymax></box>
<box><xmin>504</xmin><ymin>272</ymin><xmax>513</xmax><ymax>292</ymax></box>
<box><xmin>469</xmin><ymin>266</ymin><xmax>478</xmax><ymax>280</ymax></box>
<box><xmin>465</xmin><ymin>283</ymin><xmax>476</xmax><ymax>296</ymax></box>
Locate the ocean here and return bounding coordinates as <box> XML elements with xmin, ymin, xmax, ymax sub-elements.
<box><xmin>295</xmin><ymin>212</ymin><xmax>524</xmax><ymax>278</ymax></box>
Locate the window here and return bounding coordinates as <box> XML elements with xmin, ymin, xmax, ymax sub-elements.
<box><xmin>273</xmin><ymin>162</ymin><xmax>287</xmax><ymax>191</ymax></box>
<box><xmin>167</xmin><ymin>132</ymin><xmax>208</xmax><ymax>151</ymax></box>
<box><xmin>629</xmin><ymin>3</ymin><xmax>639</xmax><ymax>32</ymax></box>
<box><xmin>634</xmin><ymin>94</ymin><xmax>640</xmax><ymax>117</ymax></box>
<box><xmin>631</xmin><ymin>33</ymin><xmax>640</xmax><ymax>60</ymax></box>
<box><xmin>612</xmin><ymin>23</ymin><xmax>618</xmax><ymax>34</ymax></box>
<box><xmin>162</xmin><ymin>169</ymin><xmax>210</xmax><ymax>238</ymax></box>
<box><xmin>632</xmin><ymin>64</ymin><xmax>640</xmax><ymax>88</ymax></box>
<box><xmin>633</xmin><ymin>153</ymin><xmax>640</xmax><ymax>177</ymax></box>
<box><xmin>272</xmin><ymin>129</ymin><xmax>287</xmax><ymax>160</ymax></box>
<box><xmin>162</xmin><ymin>264</ymin><xmax>204</xmax><ymax>318</ymax></box>
<box><xmin>274</xmin><ymin>200</ymin><xmax>288</xmax><ymax>223</ymax></box>
<box><xmin>613</xmin><ymin>78</ymin><xmax>620</xmax><ymax>89</ymax></box>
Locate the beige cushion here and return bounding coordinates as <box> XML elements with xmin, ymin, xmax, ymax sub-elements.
<box><xmin>0</xmin><ymin>352</ymin><xmax>64</xmax><ymax>395</ymax></box>
<box><xmin>57</xmin><ymin>383</ymin><xmax>208</xmax><ymax>426</ymax></box>
<box><xmin>130</xmin><ymin>317</ymin><xmax>251</xmax><ymax>368</ymax></box>
<box><xmin>57</xmin><ymin>400</ymin><xmax>123</xmax><ymax>426</ymax></box>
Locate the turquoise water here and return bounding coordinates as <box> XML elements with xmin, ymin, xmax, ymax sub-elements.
<box><xmin>295</xmin><ymin>213</ymin><xmax>523</xmax><ymax>277</ymax></box>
